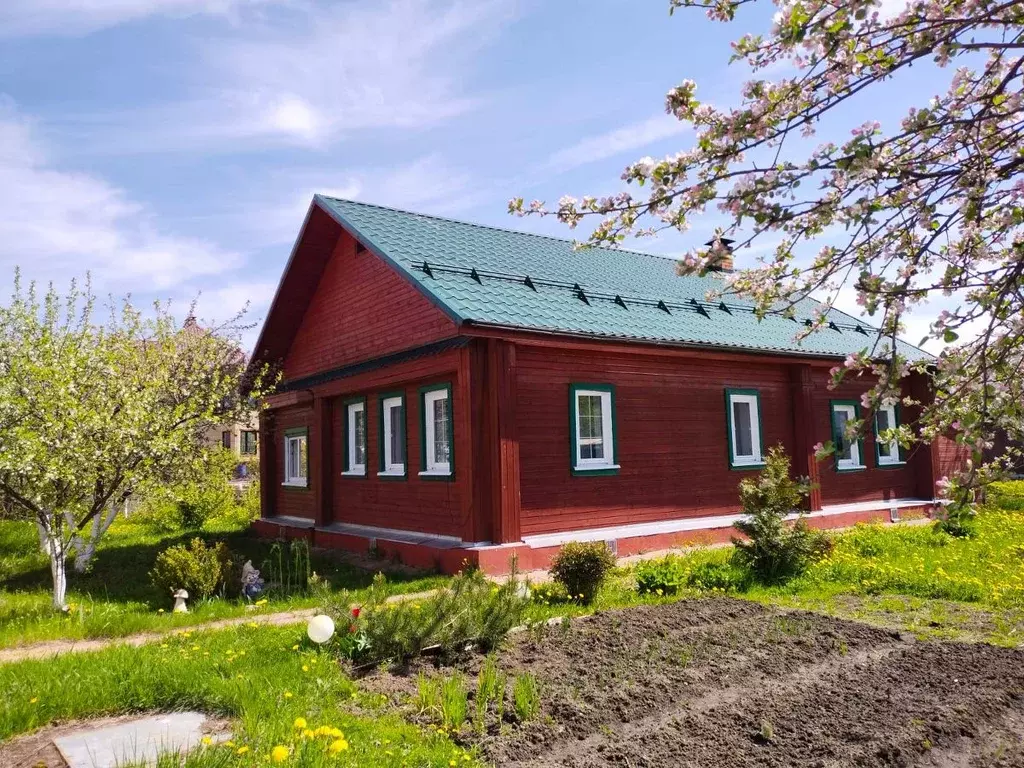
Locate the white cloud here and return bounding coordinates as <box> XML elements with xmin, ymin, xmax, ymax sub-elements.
<box><xmin>73</xmin><ymin>0</ymin><xmax>513</xmax><ymax>153</ymax></box>
<box><xmin>545</xmin><ymin>114</ymin><xmax>690</xmax><ymax>174</ymax></box>
<box><xmin>0</xmin><ymin>0</ymin><xmax>287</xmax><ymax>36</ymax></box>
<box><xmin>0</xmin><ymin>101</ymin><xmax>240</xmax><ymax>293</ymax></box>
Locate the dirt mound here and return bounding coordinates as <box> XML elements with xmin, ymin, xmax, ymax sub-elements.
<box><xmin>363</xmin><ymin>597</ymin><xmax>1024</xmax><ymax>767</ymax></box>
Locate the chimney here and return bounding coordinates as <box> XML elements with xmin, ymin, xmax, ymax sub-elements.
<box><xmin>705</xmin><ymin>237</ymin><xmax>735</xmax><ymax>272</ymax></box>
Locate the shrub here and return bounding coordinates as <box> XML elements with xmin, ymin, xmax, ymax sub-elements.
<box><xmin>322</xmin><ymin>567</ymin><xmax>528</xmax><ymax>665</ymax></box>
<box><xmin>549</xmin><ymin>541</ymin><xmax>617</xmax><ymax>604</ymax></box>
<box><xmin>149</xmin><ymin>538</ymin><xmax>228</xmax><ymax>599</ymax></box>
<box><xmin>732</xmin><ymin>446</ymin><xmax>830</xmax><ymax>584</ymax></box>
<box><xmin>635</xmin><ymin>553</ymin><xmax>749</xmax><ymax>595</ymax></box>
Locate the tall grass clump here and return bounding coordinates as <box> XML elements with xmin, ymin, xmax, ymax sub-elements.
<box><xmin>511</xmin><ymin>673</ymin><xmax>540</xmax><ymax>722</ymax></box>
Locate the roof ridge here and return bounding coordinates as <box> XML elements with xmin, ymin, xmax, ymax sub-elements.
<box><xmin>315</xmin><ymin>194</ymin><xmax>685</xmax><ymax>267</ymax></box>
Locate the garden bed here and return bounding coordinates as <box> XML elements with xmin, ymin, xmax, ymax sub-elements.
<box><xmin>362</xmin><ymin>597</ymin><xmax>1024</xmax><ymax>767</ymax></box>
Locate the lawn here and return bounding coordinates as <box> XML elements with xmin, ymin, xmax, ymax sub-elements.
<box><xmin>0</xmin><ymin>517</ymin><xmax>447</xmax><ymax>649</ymax></box>
<box><xmin>3</xmin><ymin>483</ymin><xmax>1024</xmax><ymax>766</ymax></box>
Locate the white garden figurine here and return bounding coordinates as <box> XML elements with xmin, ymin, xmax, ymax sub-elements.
<box><xmin>306</xmin><ymin>614</ymin><xmax>334</xmax><ymax>644</ymax></box>
<box><xmin>172</xmin><ymin>589</ymin><xmax>189</xmax><ymax>613</ymax></box>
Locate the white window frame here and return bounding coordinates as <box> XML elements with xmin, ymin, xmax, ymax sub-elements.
<box><xmin>282</xmin><ymin>431</ymin><xmax>308</xmax><ymax>487</ymax></box>
<box><xmin>726</xmin><ymin>390</ymin><xmax>764</xmax><ymax>468</ymax></box>
<box><xmin>380</xmin><ymin>395</ymin><xmax>405</xmax><ymax>476</ymax></box>
<box><xmin>572</xmin><ymin>386</ymin><xmax>618</xmax><ymax>472</ymax></box>
<box><xmin>875</xmin><ymin>404</ymin><xmax>901</xmax><ymax>466</ymax></box>
<box><xmin>420</xmin><ymin>387</ymin><xmax>452</xmax><ymax>477</ymax></box>
<box><xmin>832</xmin><ymin>403</ymin><xmax>864</xmax><ymax>470</ymax></box>
<box><xmin>343</xmin><ymin>400</ymin><xmax>366</xmax><ymax>476</ymax></box>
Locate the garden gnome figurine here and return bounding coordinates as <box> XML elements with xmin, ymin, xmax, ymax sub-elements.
<box><xmin>172</xmin><ymin>588</ymin><xmax>189</xmax><ymax>613</ymax></box>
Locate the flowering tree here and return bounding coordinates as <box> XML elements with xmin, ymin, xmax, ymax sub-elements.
<box><xmin>512</xmin><ymin>0</ymin><xmax>1024</xmax><ymax>510</ymax></box>
<box><xmin>0</xmin><ymin>275</ymin><xmax>272</xmax><ymax>609</ymax></box>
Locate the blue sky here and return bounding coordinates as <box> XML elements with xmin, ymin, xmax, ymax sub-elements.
<box><xmin>0</xmin><ymin>0</ymin><xmax>939</xmax><ymax>349</ymax></box>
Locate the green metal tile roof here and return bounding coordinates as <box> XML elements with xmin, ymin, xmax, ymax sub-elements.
<box><xmin>316</xmin><ymin>196</ymin><xmax>931</xmax><ymax>362</ymax></box>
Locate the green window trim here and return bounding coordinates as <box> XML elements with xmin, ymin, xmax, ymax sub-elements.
<box><xmin>569</xmin><ymin>383</ymin><xmax>619</xmax><ymax>477</ymax></box>
<box><xmin>341</xmin><ymin>396</ymin><xmax>368</xmax><ymax>477</ymax></box>
<box><xmin>873</xmin><ymin>403</ymin><xmax>906</xmax><ymax>468</ymax></box>
<box><xmin>282</xmin><ymin>427</ymin><xmax>309</xmax><ymax>490</ymax></box>
<box><xmin>724</xmin><ymin>388</ymin><xmax>766</xmax><ymax>471</ymax></box>
<box><xmin>830</xmin><ymin>400</ymin><xmax>867</xmax><ymax>472</ymax></box>
<box><xmin>377</xmin><ymin>391</ymin><xmax>408</xmax><ymax>480</ymax></box>
<box><xmin>418</xmin><ymin>382</ymin><xmax>455</xmax><ymax>481</ymax></box>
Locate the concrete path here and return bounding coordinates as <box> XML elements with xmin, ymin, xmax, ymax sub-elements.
<box><xmin>0</xmin><ymin>589</ymin><xmax>438</xmax><ymax>665</ymax></box>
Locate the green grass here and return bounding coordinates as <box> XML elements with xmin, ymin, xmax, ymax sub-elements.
<box><xmin>0</xmin><ymin>517</ymin><xmax>447</xmax><ymax>649</ymax></box>
<box><xmin>0</xmin><ymin>623</ymin><xmax>477</xmax><ymax>767</ymax></box>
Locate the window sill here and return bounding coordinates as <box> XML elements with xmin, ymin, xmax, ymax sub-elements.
<box><xmin>572</xmin><ymin>463</ymin><xmax>620</xmax><ymax>477</ymax></box>
<box><xmin>836</xmin><ymin>465</ymin><xmax>867</xmax><ymax>473</ymax></box>
<box><xmin>730</xmin><ymin>461</ymin><xmax>765</xmax><ymax>471</ymax></box>
<box><xmin>340</xmin><ymin>470</ymin><xmax>366</xmax><ymax>477</ymax></box>
<box><xmin>378</xmin><ymin>470</ymin><xmax>406</xmax><ymax>480</ymax></box>
<box><xmin>281</xmin><ymin>481</ymin><xmax>308</xmax><ymax>488</ymax></box>
<box><xmin>418</xmin><ymin>470</ymin><xmax>452</xmax><ymax>477</ymax></box>
<box><xmin>877</xmin><ymin>461</ymin><xmax>907</xmax><ymax>469</ymax></box>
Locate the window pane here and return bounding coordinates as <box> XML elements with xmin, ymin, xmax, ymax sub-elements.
<box><xmin>298</xmin><ymin>436</ymin><xmax>308</xmax><ymax>477</ymax></box>
<box><xmin>733</xmin><ymin>401</ymin><xmax>753</xmax><ymax>456</ymax></box>
<box><xmin>354</xmin><ymin>410</ymin><xmax>366</xmax><ymax>465</ymax></box>
<box><xmin>835</xmin><ymin>410</ymin><xmax>852</xmax><ymax>460</ymax></box>
<box><xmin>390</xmin><ymin>405</ymin><xmax>404</xmax><ymax>464</ymax></box>
<box><xmin>579</xmin><ymin>395</ymin><xmax>603</xmax><ymax>439</ymax></box>
<box><xmin>432</xmin><ymin>396</ymin><xmax>450</xmax><ymax>464</ymax></box>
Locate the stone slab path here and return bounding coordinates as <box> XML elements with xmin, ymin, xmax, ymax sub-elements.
<box><xmin>54</xmin><ymin>712</ymin><xmax>227</xmax><ymax>768</ymax></box>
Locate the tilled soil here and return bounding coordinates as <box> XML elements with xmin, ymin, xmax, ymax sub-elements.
<box><xmin>362</xmin><ymin>598</ymin><xmax>1024</xmax><ymax>767</ymax></box>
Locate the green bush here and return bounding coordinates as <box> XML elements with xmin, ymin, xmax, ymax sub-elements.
<box><xmin>149</xmin><ymin>537</ymin><xmax>228</xmax><ymax>599</ymax></box>
<box><xmin>732</xmin><ymin>446</ymin><xmax>830</xmax><ymax>584</ymax></box>
<box><xmin>988</xmin><ymin>480</ymin><xmax>1024</xmax><ymax>512</ymax></box>
<box><xmin>323</xmin><ymin>567</ymin><xmax>529</xmax><ymax>665</ymax></box>
<box><xmin>132</xmin><ymin>448</ymin><xmax>240</xmax><ymax>532</ymax></box>
<box><xmin>549</xmin><ymin>541</ymin><xmax>617</xmax><ymax>604</ymax></box>
<box><xmin>635</xmin><ymin>552</ymin><xmax>749</xmax><ymax>595</ymax></box>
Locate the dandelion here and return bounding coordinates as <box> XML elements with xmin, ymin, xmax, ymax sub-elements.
<box><xmin>201</xmin><ymin>736</ymin><xmax>212</xmax><ymax>746</ymax></box>
<box><xmin>271</xmin><ymin>745</ymin><xmax>290</xmax><ymax>763</ymax></box>
<box><xmin>292</xmin><ymin>644</ymin><xmax>300</xmax><ymax>651</ymax></box>
<box><xmin>284</xmin><ymin>691</ymin><xmax>293</xmax><ymax>699</ymax></box>
<box><xmin>328</xmin><ymin>738</ymin><xmax>349</xmax><ymax>754</ymax></box>
<box><xmin>293</xmin><ymin>717</ymin><xmax>307</xmax><ymax>730</ymax></box>
<box><xmin>237</xmin><ymin>746</ymin><xmax>249</xmax><ymax>755</ymax></box>
<box><xmin>255</xmin><ymin>599</ymin><xmax>268</xmax><ymax>606</ymax></box>
<box><xmin>302</xmin><ymin>665</ymin><xmax>310</xmax><ymax>672</ymax></box>
<box><xmin>29</xmin><ymin>697</ymin><xmax>38</xmax><ymax>704</ymax></box>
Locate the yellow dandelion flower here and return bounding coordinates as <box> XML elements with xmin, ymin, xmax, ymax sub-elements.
<box><xmin>302</xmin><ymin>665</ymin><xmax>310</xmax><ymax>672</ymax></box>
<box><xmin>284</xmin><ymin>691</ymin><xmax>293</xmax><ymax>699</ymax></box>
<box><xmin>201</xmin><ymin>736</ymin><xmax>212</xmax><ymax>746</ymax></box>
<box><xmin>237</xmin><ymin>746</ymin><xmax>249</xmax><ymax>755</ymax></box>
<box><xmin>255</xmin><ymin>598</ymin><xmax>268</xmax><ymax>606</ymax></box>
<box><xmin>223</xmin><ymin>741</ymin><xmax>235</xmax><ymax>748</ymax></box>
<box><xmin>302</xmin><ymin>729</ymin><xmax>315</xmax><ymax>739</ymax></box>
<box><xmin>270</xmin><ymin>745</ymin><xmax>290</xmax><ymax>763</ymax></box>
<box><xmin>293</xmin><ymin>717</ymin><xmax>307</xmax><ymax>730</ymax></box>
<box><xmin>29</xmin><ymin>697</ymin><xmax>38</xmax><ymax>704</ymax></box>
<box><xmin>328</xmin><ymin>739</ymin><xmax>349</xmax><ymax>754</ymax></box>
<box><xmin>291</xmin><ymin>644</ymin><xmax>299</xmax><ymax>651</ymax></box>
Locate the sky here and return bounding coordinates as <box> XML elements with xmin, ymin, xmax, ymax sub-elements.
<box><xmin>0</xmin><ymin>0</ymin><xmax>944</xmax><ymax>350</ymax></box>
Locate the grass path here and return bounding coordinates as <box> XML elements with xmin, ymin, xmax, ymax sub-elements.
<box><xmin>0</xmin><ymin>590</ymin><xmax>438</xmax><ymax>665</ymax></box>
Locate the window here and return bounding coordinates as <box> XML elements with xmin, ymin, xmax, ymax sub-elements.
<box><xmin>240</xmin><ymin>430</ymin><xmax>258</xmax><ymax>456</ymax></box>
<box><xmin>378</xmin><ymin>394</ymin><xmax>406</xmax><ymax>477</ymax></box>
<box><xmin>343</xmin><ymin>399</ymin><xmax>367</xmax><ymax>476</ymax></box>
<box><xmin>419</xmin><ymin>384</ymin><xmax>453</xmax><ymax>477</ymax></box>
<box><xmin>831</xmin><ymin>401</ymin><xmax>865</xmax><ymax>471</ymax></box>
<box><xmin>283</xmin><ymin>429</ymin><xmax>308</xmax><ymax>487</ymax></box>
<box><xmin>570</xmin><ymin>384</ymin><xmax>618</xmax><ymax>475</ymax></box>
<box><xmin>221</xmin><ymin>430</ymin><xmax>231</xmax><ymax>450</ymax></box>
<box><xmin>725</xmin><ymin>389</ymin><xmax>764</xmax><ymax>468</ymax></box>
<box><xmin>874</xmin><ymin>404</ymin><xmax>902</xmax><ymax>466</ymax></box>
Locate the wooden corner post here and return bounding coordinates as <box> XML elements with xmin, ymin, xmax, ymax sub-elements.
<box><xmin>789</xmin><ymin>364</ymin><xmax>823</xmax><ymax>511</ymax></box>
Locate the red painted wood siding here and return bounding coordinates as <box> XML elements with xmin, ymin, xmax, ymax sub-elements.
<box><xmin>330</xmin><ymin>382</ymin><xmax>463</xmax><ymax>538</ymax></box>
<box><xmin>515</xmin><ymin>346</ymin><xmax>926</xmax><ymax>536</ymax></box>
<box><xmin>283</xmin><ymin>232</ymin><xmax>457</xmax><ymax>381</ymax></box>
<box><xmin>811</xmin><ymin>378</ymin><xmax>919</xmax><ymax>505</ymax></box>
<box><xmin>272</xmin><ymin>404</ymin><xmax>315</xmax><ymax>520</ymax></box>
<box><xmin>515</xmin><ymin>347</ymin><xmax>797</xmax><ymax>536</ymax></box>
<box><xmin>936</xmin><ymin>435</ymin><xmax>971</xmax><ymax>480</ymax></box>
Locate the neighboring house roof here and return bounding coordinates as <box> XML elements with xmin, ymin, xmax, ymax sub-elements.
<box><xmin>309</xmin><ymin>196</ymin><xmax>930</xmax><ymax>362</ymax></box>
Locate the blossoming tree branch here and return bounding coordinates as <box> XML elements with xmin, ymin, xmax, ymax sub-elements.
<box><xmin>511</xmin><ymin>0</ymin><xmax>1024</xmax><ymax>511</ymax></box>
<box><xmin>0</xmin><ymin>274</ymin><xmax>273</xmax><ymax>609</ymax></box>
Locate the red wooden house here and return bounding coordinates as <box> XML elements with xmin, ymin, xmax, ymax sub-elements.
<box><xmin>250</xmin><ymin>196</ymin><xmax>963</xmax><ymax>573</ymax></box>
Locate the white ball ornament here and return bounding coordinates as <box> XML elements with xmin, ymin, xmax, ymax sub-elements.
<box><xmin>306</xmin><ymin>614</ymin><xmax>335</xmax><ymax>644</ymax></box>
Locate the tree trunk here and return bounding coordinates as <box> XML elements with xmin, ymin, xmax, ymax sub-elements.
<box><xmin>47</xmin><ymin>534</ymin><xmax>68</xmax><ymax>611</ymax></box>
